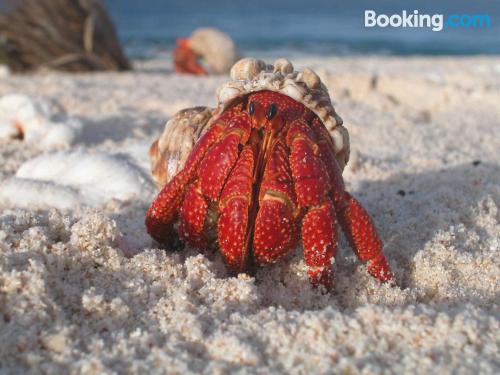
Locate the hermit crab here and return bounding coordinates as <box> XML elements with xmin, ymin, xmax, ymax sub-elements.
<box><xmin>146</xmin><ymin>58</ymin><xmax>392</xmax><ymax>289</ymax></box>
<box><xmin>173</xmin><ymin>28</ymin><xmax>240</xmax><ymax>75</ymax></box>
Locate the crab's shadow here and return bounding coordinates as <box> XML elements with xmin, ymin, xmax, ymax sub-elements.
<box><xmin>357</xmin><ymin>161</ymin><xmax>499</xmax><ymax>268</ymax></box>
<box><xmin>249</xmin><ymin>161</ymin><xmax>500</xmax><ymax>310</ymax></box>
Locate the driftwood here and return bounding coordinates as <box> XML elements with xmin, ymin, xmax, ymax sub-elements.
<box><xmin>0</xmin><ymin>0</ymin><xmax>131</xmax><ymax>72</ymax></box>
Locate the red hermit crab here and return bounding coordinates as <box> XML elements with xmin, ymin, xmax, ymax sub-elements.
<box><xmin>146</xmin><ymin>58</ymin><xmax>392</xmax><ymax>289</ymax></box>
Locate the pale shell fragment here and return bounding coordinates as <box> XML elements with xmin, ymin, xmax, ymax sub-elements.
<box><xmin>298</xmin><ymin>68</ymin><xmax>321</xmax><ymax>90</ymax></box>
<box><xmin>282</xmin><ymin>82</ymin><xmax>307</xmax><ymax>102</ymax></box>
<box><xmin>273</xmin><ymin>58</ymin><xmax>294</xmax><ymax>75</ymax></box>
<box><xmin>330</xmin><ymin>128</ymin><xmax>344</xmax><ymax>153</ymax></box>
<box><xmin>0</xmin><ymin>94</ymin><xmax>82</xmax><ymax>149</ymax></box>
<box><xmin>0</xmin><ymin>151</ymin><xmax>154</xmax><ymax>209</ymax></box>
<box><xmin>230</xmin><ymin>58</ymin><xmax>266</xmax><ymax>81</ymax></box>
<box><xmin>150</xmin><ymin>107</ymin><xmax>214</xmax><ymax>187</ymax></box>
<box><xmin>216</xmin><ymin>86</ymin><xmax>242</xmax><ymax>104</ymax></box>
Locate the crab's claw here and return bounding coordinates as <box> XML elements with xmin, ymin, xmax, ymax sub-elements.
<box><xmin>173</xmin><ymin>38</ymin><xmax>207</xmax><ymax>75</ymax></box>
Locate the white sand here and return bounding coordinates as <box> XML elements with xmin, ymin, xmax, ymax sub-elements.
<box><xmin>0</xmin><ymin>57</ymin><xmax>499</xmax><ymax>374</ymax></box>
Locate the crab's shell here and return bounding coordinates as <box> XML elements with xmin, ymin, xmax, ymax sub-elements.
<box><xmin>150</xmin><ymin>58</ymin><xmax>350</xmax><ymax>187</ymax></box>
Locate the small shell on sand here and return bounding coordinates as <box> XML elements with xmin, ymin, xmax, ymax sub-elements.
<box><xmin>0</xmin><ymin>65</ymin><xmax>9</xmax><ymax>77</ymax></box>
<box><xmin>0</xmin><ymin>94</ymin><xmax>82</xmax><ymax>149</ymax></box>
<box><xmin>0</xmin><ymin>151</ymin><xmax>155</xmax><ymax>209</ymax></box>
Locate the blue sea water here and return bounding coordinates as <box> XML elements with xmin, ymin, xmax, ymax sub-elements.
<box><xmin>106</xmin><ymin>0</ymin><xmax>500</xmax><ymax>59</ymax></box>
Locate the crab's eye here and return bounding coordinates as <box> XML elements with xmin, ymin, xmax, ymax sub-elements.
<box><xmin>248</xmin><ymin>101</ymin><xmax>255</xmax><ymax>116</ymax></box>
<box><xmin>266</xmin><ymin>103</ymin><xmax>277</xmax><ymax>120</ymax></box>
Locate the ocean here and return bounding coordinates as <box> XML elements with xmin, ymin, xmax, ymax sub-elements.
<box><xmin>106</xmin><ymin>0</ymin><xmax>500</xmax><ymax>59</ymax></box>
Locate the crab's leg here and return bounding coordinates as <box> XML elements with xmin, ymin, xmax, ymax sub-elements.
<box><xmin>311</xmin><ymin>119</ymin><xmax>393</xmax><ymax>282</ymax></box>
<box><xmin>310</xmin><ymin>118</ymin><xmax>346</xmax><ymax>206</ymax></box>
<box><xmin>218</xmin><ymin>146</ymin><xmax>254</xmax><ymax>272</ymax></box>
<box><xmin>176</xmin><ymin>112</ymin><xmax>251</xmax><ymax>255</ymax></box>
<box><xmin>178</xmin><ymin>179</ymin><xmax>209</xmax><ymax>249</ymax></box>
<box><xmin>337</xmin><ymin>192</ymin><xmax>393</xmax><ymax>282</ymax></box>
<box><xmin>253</xmin><ymin>139</ymin><xmax>298</xmax><ymax>263</ymax></box>
<box><xmin>301</xmin><ymin>200</ymin><xmax>338</xmax><ymax>289</ymax></box>
<box><xmin>198</xmin><ymin>113</ymin><xmax>251</xmax><ymax>201</ymax></box>
<box><xmin>287</xmin><ymin>119</ymin><xmax>338</xmax><ymax>289</ymax></box>
<box><xmin>145</xmin><ymin>121</ymin><xmax>225</xmax><ymax>244</ymax></box>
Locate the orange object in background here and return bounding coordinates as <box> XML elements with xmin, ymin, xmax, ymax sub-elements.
<box><xmin>173</xmin><ymin>28</ymin><xmax>240</xmax><ymax>75</ymax></box>
<box><xmin>173</xmin><ymin>38</ymin><xmax>207</xmax><ymax>75</ymax></box>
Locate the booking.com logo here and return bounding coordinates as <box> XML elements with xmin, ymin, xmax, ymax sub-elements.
<box><xmin>365</xmin><ymin>10</ymin><xmax>491</xmax><ymax>31</ymax></box>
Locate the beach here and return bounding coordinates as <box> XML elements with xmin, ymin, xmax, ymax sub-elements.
<box><xmin>0</xmin><ymin>56</ymin><xmax>499</xmax><ymax>374</ymax></box>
